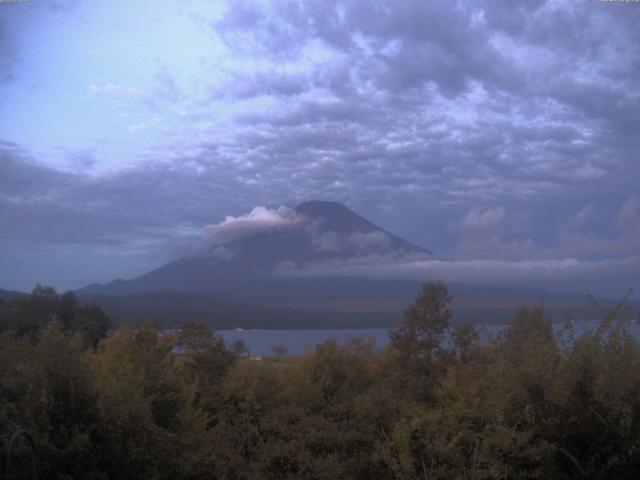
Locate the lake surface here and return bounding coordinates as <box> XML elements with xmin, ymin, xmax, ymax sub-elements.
<box><xmin>219</xmin><ymin>328</ymin><xmax>390</xmax><ymax>356</ymax></box>
<box><xmin>219</xmin><ymin>320</ymin><xmax>638</xmax><ymax>356</ymax></box>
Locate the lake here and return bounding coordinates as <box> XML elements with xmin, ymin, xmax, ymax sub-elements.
<box><xmin>218</xmin><ymin>320</ymin><xmax>638</xmax><ymax>356</ymax></box>
<box><xmin>218</xmin><ymin>328</ymin><xmax>390</xmax><ymax>356</ymax></box>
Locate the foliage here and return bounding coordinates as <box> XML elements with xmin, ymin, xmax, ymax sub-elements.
<box><xmin>1</xmin><ymin>284</ymin><xmax>640</xmax><ymax>479</ymax></box>
<box><xmin>0</xmin><ymin>286</ymin><xmax>111</xmax><ymax>348</ymax></box>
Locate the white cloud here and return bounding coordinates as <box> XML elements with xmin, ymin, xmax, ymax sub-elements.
<box><xmin>203</xmin><ymin>206</ymin><xmax>303</xmax><ymax>245</ymax></box>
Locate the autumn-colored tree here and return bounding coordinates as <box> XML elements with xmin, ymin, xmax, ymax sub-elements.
<box><xmin>176</xmin><ymin>320</ymin><xmax>235</xmax><ymax>389</ymax></box>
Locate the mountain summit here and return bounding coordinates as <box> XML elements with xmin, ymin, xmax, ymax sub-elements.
<box><xmin>79</xmin><ymin>201</ymin><xmax>430</xmax><ymax>302</ymax></box>
<box><xmin>295</xmin><ymin>200</ymin><xmax>382</xmax><ymax>233</ymax></box>
<box><xmin>195</xmin><ymin>200</ymin><xmax>428</xmax><ymax>266</ymax></box>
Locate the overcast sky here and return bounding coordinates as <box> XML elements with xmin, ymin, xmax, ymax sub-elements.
<box><xmin>1</xmin><ymin>0</ymin><xmax>639</xmax><ymax>294</ymax></box>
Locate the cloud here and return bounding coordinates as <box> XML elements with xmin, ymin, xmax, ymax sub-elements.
<box><xmin>202</xmin><ymin>206</ymin><xmax>304</xmax><ymax>245</ymax></box>
<box><xmin>210</xmin><ymin>245</ymin><xmax>234</xmax><ymax>260</ymax></box>
<box><xmin>88</xmin><ymin>83</ymin><xmax>142</xmax><ymax>96</ymax></box>
<box><xmin>0</xmin><ymin>143</ymin><xmax>238</xmax><ymax>255</ymax></box>
<box><xmin>458</xmin><ymin>207</ymin><xmax>507</xmax><ymax>235</ymax></box>
<box><xmin>2</xmin><ymin>1</ymin><xmax>640</xmax><ymax>293</ymax></box>
<box><xmin>275</xmin><ymin>252</ymin><xmax>640</xmax><ymax>294</ymax></box>
<box><xmin>567</xmin><ymin>204</ymin><xmax>595</xmax><ymax>230</ymax></box>
<box><xmin>617</xmin><ymin>194</ymin><xmax>640</xmax><ymax>234</ymax></box>
<box><xmin>349</xmin><ymin>231</ymin><xmax>391</xmax><ymax>251</ymax></box>
<box><xmin>2</xmin><ymin>131</ymin><xmax>639</xmax><ymax>293</ymax></box>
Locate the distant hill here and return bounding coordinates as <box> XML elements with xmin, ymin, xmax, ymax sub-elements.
<box><xmin>77</xmin><ymin>291</ymin><xmax>399</xmax><ymax>329</ymax></box>
<box><xmin>0</xmin><ymin>288</ymin><xmax>28</xmax><ymax>301</ymax></box>
<box><xmin>0</xmin><ymin>285</ymin><xmax>617</xmax><ymax>330</ymax></box>
<box><xmin>76</xmin><ymin>286</ymin><xmax>612</xmax><ymax>329</ymax></box>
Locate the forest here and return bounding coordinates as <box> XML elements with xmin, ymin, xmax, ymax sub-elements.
<box><xmin>1</xmin><ymin>282</ymin><xmax>639</xmax><ymax>479</ymax></box>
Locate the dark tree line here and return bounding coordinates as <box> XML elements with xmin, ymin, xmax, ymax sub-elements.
<box><xmin>1</xmin><ymin>282</ymin><xmax>639</xmax><ymax>479</ymax></box>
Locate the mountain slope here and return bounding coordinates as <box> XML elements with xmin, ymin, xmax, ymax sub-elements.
<box><xmin>79</xmin><ymin>200</ymin><xmax>431</xmax><ymax>300</ymax></box>
<box><xmin>0</xmin><ymin>288</ymin><xmax>28</xmax><ymax>301</ymax></box>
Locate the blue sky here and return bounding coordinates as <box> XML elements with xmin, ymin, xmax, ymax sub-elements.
<box><xmin>1</xmin><ymin>0</ymin><xmax>639</xmax><ymax>295</ymax></box>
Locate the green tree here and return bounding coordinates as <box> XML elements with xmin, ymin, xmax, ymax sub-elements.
<box><xmin>390</xmin><ymin>281</ymin><xmax>452</xmax><ymax>363</ymax></box>
<box><xmin>175</xmin><ymin>320</ymin><xmax>235</xmax><ymax>418</ymax></box>
<box><xmin>0</xmin><ymin>322</ymin><xmax>102</xmax><ymax>479</ymax></box>
<box><xmin>271</xmin><ymin>344</ymin><xmax>288</xmax><ymax>361</ymax></box>
<box><xmin>0</xmin><ymin>286</ymin><xmax>111</xmax><ymax>348</ymax></box>
<box><xmin>387</xmin><ymin>281</ymin><xmax>452</xmax><ymax>402</ymax></box>
<box><xmin>451</xmin><ymin>322</ymin><xmax>479</xmax><ymax>362</ymax></box>
<box><xmin>232</xmin><ymin>338</ymin><xmax>249</xmax><ymax>357</ymax></box>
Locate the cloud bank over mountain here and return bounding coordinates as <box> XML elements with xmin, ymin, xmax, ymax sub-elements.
<box><xmin>275</xmin><ymin>251</ymin><xmax>640</xmax><ymax>294</ymax></box>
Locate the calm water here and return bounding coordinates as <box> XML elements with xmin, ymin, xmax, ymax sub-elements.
<box><xmin>219</xmin><ymin>320</ymin><xmax>639</xmax><ymax>357</ymax></box>
<box><xmin>219</xmin><ymin>328</ymin><xmax>390</xmax><ymax>356</ymax></box>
